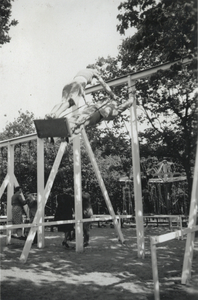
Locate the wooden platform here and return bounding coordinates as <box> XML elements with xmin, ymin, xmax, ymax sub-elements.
<box><xmin>34</xmin><ymin>118</ymin><xmax>72</xmax><ymax>138</ymax></box>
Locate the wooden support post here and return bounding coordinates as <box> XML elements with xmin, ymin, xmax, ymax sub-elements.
<box><xmin>20</xmin><ymin>141</ymin><xmax>67</xmax><ymax>263</ymax></box>
<box><xmin>0</xmin><ymin>174</ymin><xmax>9</xmax><ymax>198</ymax></box>
<box><xmin>81</xmin><ymin>129</ymin><xmax>124</xmax><ymax>243</ymax></box>
<box><xmin>73</xmin><ymin>134</ymin><xmax>83</xmax><ymax>252</ymax></box>
<box><xmin>6</xmin><ymin>143</ymin><xmax>14</xmax><ymax>244</ymax></box>
<box><xmin>37</xmin><ymin>137</ymin><xmax>45</xmax><ymax>248</ymax></box>
<box><xmin>150</xmin><ymin>236</ymin><xmax>160</xmax><ymax>300</ymax></box>
<box><xmin>128</xmin><ymin>76</ymin><xmax>145</xmax><ymax>258</ymax></box>
<box><xmin>181</xmin><ymin>141</ymin><xmax>198</xmax><ymax>284</ymax></box>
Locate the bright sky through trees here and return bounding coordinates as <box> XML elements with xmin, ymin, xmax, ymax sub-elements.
<box><xmin>0</xmin><ymin>0</ymin><xmax>134</xmax><ymax>132</ymax></box>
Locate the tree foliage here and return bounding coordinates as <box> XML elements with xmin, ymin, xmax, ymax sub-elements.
<box><xmin>0</xmin><ymin>110</ymin><xmax>35</xmax><ymax>141</ymax></box>
<box><xmin>117</xmin><ymin>0</ymin><xmax>197</xmax><ymax>67</ymax></box>
<box><xmin>0</xmin><ymin>0</ymin><xmax>18</xmax><ymax>46</ymax></box>
<box><xmin>115</xmin><ymin>0</ymin><xmax>197</xmax><ymax>199</ymax></box>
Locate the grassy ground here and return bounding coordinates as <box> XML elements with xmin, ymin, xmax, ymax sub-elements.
<box><xmin>1</xmin><ymin>223</ymin><xmax>198</xmax><ymax>300</ymax></box>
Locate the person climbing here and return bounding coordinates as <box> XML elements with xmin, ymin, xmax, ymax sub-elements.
<box><xmin>47</xmin><ymin>67</ymin><xmax>118</xmax><ymax>119</ymax></box>
<box><xmin>68</xmin><ymin>96</ymin><xmax>134</xmax><ymax>136</ymax></box>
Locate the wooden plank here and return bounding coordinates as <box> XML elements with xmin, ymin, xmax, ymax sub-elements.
<box><xmin>144</xmin><ymin>214</ymin><xmax>185</xmax><ymax>218</ymax></box>
<box><xmin>149</xmin><ymin>176</ymin><xmax>186</xmax><ymax>183</ymax></box>
<box><xmin>0</xmin><ymin>133</ymin><xmax>37</xmax><ymax>147</ymax></box>
<box><xmin>151</xmin><ymin>226</ymin><xmax>198</xmax><ymax>245</ymax></box>
<box><xmin>0</xmin><ymin>216</ymin><xmax>126</xmax><ymax>231</ymax></box>
<box><xmin>34</xmin><ymin>118</ymin><xmax>72</xmax><ymax>138</ymax></box>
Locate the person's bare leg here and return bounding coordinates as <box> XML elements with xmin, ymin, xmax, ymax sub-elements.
<box><xmin>47</xmin><ymin>98</ymin><xmax>75</xmax><ymax>119</ymax></box>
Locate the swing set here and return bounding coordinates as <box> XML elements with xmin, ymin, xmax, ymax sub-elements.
<box><xmin>0</xmin><ymin>57</ymin><xmax>197</xmax><ymax>300</ymax></box>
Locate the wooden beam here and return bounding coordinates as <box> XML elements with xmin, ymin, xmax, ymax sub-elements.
<box><xmin>128</xmin><ymin>77</ymin><xmax>145</xmax><ymax>258</ymax></box>
<box><xmin>150</xmin><ymin>236</ymin><xmax>160</xmax><ymax>300</ymax></box>
<box><xmin>0</xmin><ymin>215</ymin><xmax>124</xmax><ymax>230</ymax></box>
<box><xmin>34</xmin><ymin>118</ymin><xmax>71</xmax><ymax>138</ymax></box>
<box><xmin>6</xmin><ymin>144</ymin><xmax>14</xmax><ymax>244</ymax></box>
<box><xmin>85</xmin><ymin>57</ymin><xmax>191</xmax><ymax>94</ymax></box>
<box><xmin>0</xmin><ymin>133</ymin><xmax>37</xmax><ymax>147</ymax></box>
<box><xmin>73</xmin><ymin>134</ymin><xmax>84</xmax><ymax>252</ymax></box>
<box><xmin>151</xmin><ymin>226</ymin><xmax>198</xmax><ymax>245</ymax></box>
<box><xmin>37</xmin><ymin>137</ymin><xmax>45</xmax><ymax>248</ymax></box>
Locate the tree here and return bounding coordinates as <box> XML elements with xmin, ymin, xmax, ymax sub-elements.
<box><xmin>115</xmin><ymin>0</ymin><xmax>197</xmax><ymax>202</ymax></box>
<box><xmin>117</xmin><ymin>0</ymin><xmax>197</xmax><ymax>67</ymax></box>
<box><xmin>0</xmin><ymin>110</ymin><xmax>35</xmax><ymax>140</ymax></box>
<box><xmin>0</xmin><ymin>0</ymin><xmax>18</xmax><ymax>46</ymax></box>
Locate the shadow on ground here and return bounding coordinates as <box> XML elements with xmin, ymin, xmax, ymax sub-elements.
<box><xmin>1</xmin><ymin>225</ymin><xmax>198</xmax><ymax>300</ymax></box>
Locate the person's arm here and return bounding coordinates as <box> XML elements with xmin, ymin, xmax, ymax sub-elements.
<box><xmin>116</xmin><ymin>97</ymin><xmax>134</xmax><ymax>115</ymax></box>
<box><xmin>70</xmin><ymin>97</ymin><xmax>134</xmax><ymax>134</ymax></box>
<box><xmin>99</xmin><ymin>97</ymin><xmax>134</xmax><ymax>121</ymax></box>
<box><xmin>18</xmin><ymin>195</ymin><xmax>27</xmax><ymax>206</ymax></box>
<box><xmin>94</xmin><ymin>72</ymin><xmax>118</xmax><ymax>100</ymax></box>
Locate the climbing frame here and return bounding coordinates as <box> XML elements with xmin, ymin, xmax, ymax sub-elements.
<box><xmin>0</xmin><ymin>58</ymin><xmax>191</xmax><ymax>263</ymax></box>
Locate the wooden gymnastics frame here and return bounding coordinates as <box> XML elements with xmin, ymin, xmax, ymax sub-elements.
<box><xmin>0</xmin><ymin>57</ymin><xmax>191</xmax><ymax>264</ymax></box>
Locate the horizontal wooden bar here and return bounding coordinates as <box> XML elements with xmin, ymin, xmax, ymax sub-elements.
<box><xmin>1</xmin><ymin>214</ymin><xmax>186</xmax><ymax>225</ymax></box>
<box><xmin>143</xmin><ymin>215</ymin><xmax>186</xmax><ymax>219</ymax></box>
<box><xmin>0</xmin><ymin>215</ymin><xmax>123</xmax><ymax>230</ymax></box>
<box><xmin>85</xmin><ymin>57</ymin><xmax>191</xmax><ymax>94</ymax></box>
<box><xmin>151</xmin><ymin>225</ymin><xmax>198</xmax><ymax>245</ymax></box>
<box><xmin>0</xmin><ymin>133</ymin><xmax>37</xmax><ymax>147</ymax></box>
<box><xmin>95</xmin><ymin>214</ymin><xmax>133</xmax><ymax>219</ymax></box>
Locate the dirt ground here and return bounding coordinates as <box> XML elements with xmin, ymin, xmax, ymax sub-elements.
<box><xmin>1</xmin><ymin>223</ymin><xmax>198</xmax><ymax>300</ymax></box>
